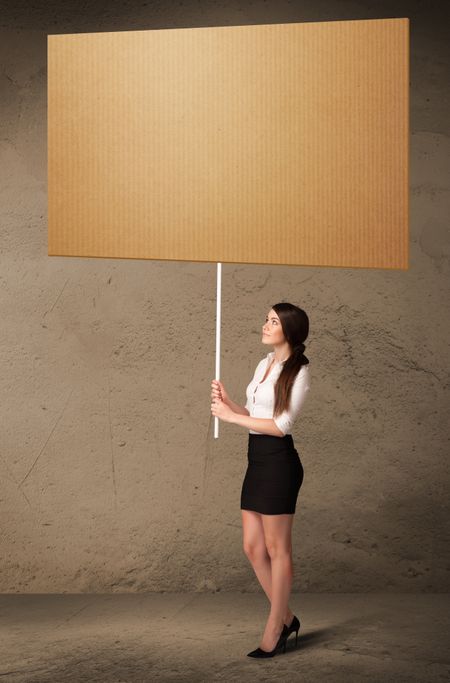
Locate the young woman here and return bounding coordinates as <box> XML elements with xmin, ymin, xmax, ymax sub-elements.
<box><xmin>211</xmin><ymin>302</ymin><xmax>310</xmax><ymax>658</ymax></box>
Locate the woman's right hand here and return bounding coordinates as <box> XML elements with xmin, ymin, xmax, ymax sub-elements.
<box><xmin>211</xmin><ymin>379</ymin><xmax>230</xmax><ymax>406</ymax></box>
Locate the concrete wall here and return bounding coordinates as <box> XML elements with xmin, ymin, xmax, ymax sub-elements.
<box><xmin>1</xmin><ymin>1</ymin><xmax>449</xmax><ymax>593</ymax></box>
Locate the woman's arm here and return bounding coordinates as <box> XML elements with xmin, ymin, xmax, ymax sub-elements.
<box><xmin>231</xmin><ymin>413</ymin><xmax>284</xmax><ymax>437</ymax></box>
<box><xmin>225</xmin><ymin>398</ymin><xmax>250</xmax><ymax>416</ymax></box>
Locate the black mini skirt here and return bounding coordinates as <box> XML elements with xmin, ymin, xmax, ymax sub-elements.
<box><xmin>240</xmin><ymin>433</ymin><xmax>304</xmax><ymax>515</ymax></box>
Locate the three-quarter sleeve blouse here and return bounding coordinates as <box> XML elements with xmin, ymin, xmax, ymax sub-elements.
<box><xmin>245</xmin><ymin>351</ymin><xmax>311</xmax><ymax>436</ymax></box>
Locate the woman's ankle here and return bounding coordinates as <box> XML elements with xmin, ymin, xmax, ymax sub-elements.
<box><xmin>284</xmin><ymin>609</ymin><xmax>294</xmax><ymax>625</ymax></box>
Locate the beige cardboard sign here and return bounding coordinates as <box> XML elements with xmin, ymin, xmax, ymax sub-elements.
<box><xmin>48</xmin><ymin>18</ymin><xmax>409</xmax><ymax>269</ymax></box>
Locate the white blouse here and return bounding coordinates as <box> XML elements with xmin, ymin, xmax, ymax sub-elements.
<box><xmin>245</xmin><ymin>351</ymin><xmax>311</xmax><ymax>436</ymax></box>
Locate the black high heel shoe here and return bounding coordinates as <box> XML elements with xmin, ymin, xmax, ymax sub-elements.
<box><xmin>247</xmin><ymin>625</ymin><xmax>289</xmax><ymax>658</ymax></box>
<box><xmin>285</xmin><ymin>615</ymin><xmax>301</xmax><ymax>647</ymax></box>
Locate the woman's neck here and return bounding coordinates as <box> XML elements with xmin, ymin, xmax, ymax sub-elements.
<box><xmin>272</xmin><ymin>344</ymin><xmax>291</xmax><ymax>364</ymax></box>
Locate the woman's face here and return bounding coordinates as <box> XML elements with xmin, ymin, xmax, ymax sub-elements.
<box><xmin>262</xmin><ymin>309</ymin><xmax>285</xmax><ymax>345</ymax></box>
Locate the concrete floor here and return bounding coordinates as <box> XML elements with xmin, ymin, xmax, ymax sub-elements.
<box><xmin>0</xmin><ymin>593</ymin><xmax>449</xmax><ymax>682</ymax></box>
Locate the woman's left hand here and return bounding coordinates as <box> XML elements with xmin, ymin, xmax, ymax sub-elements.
<box><xmin>211</xmin><ymin>397</ymin><xmax>235</xmax><ymax>423</ymax></box>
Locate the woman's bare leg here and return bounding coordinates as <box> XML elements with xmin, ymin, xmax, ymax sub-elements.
<box><xmin>241</xmin><ymin>510</ymin><xmax>294</xmax><ymax>627</ymax></box>
<box><xmin>258</xmin><ymin>512</ymin><xmax>295</xmax><ymax>651</ymax></box>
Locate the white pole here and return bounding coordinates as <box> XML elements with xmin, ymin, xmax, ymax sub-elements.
<box><xmin>214</xmin><ymin>262</ymin><xmax>222</xmax><ymax>439</ymax></box>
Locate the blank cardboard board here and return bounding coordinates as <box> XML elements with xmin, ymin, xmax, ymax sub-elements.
<box><xmin>48</xmin><ymin>18</ymin><xmax>409</xmax><ymax>269</ymax></box>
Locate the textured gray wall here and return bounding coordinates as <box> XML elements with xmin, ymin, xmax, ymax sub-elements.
<box><xmin>1</xmin><ymin>1</ymin><xmax>449</xmax><ymax>593</ymax></box>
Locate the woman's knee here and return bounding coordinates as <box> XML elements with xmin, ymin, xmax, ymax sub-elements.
<box><xmin>265</xmin><ymin>541</ymin><xmax>292</xmax><ymax>560</ymax></box>
<box><xmin>243</xmin><ymin>542</ymin><xmax>269</xmax><ymax>563</ymax></box>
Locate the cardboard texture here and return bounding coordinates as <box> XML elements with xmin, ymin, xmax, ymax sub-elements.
<box><xmin>48</xmin><ymin>18</ymin><xmax>409</xmax><ymax>269</ymax></box>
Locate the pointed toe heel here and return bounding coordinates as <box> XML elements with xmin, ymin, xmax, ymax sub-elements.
<box><xmin>246</xmin><ymin>625</ymin><xmax>289</xmax><ymax>658</ymax></box>
<box><xmin>285</xmin><ymin>614</ymin><xmax>301</xmax><ymax>648</ymax></box>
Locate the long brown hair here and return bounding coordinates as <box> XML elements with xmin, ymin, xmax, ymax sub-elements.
<box><xmin>271</xmin><ymin>303</ymin><xmax>310</xmax><ymax>418</ymax></box>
